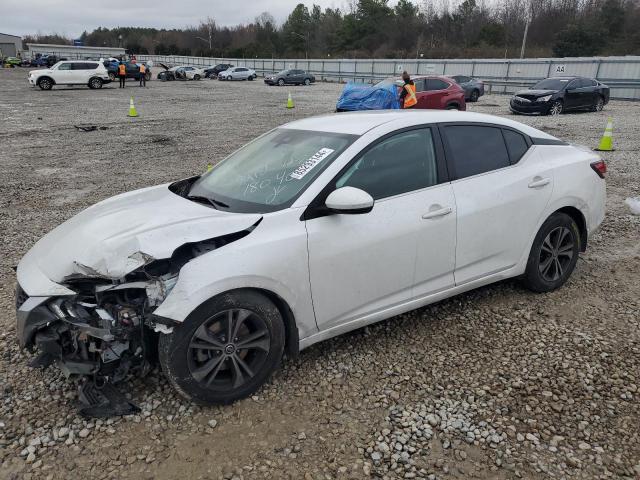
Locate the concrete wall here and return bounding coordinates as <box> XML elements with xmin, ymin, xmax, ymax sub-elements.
<box><xmin>137</xmin><ymin>54</ymin><xmax>640</xmax><ymax>101</ymax></box>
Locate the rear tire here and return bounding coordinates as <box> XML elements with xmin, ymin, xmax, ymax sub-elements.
<box><xmin>108</xmin><ymin>72</ymin><xmax>116</xmax><ymax>82</ymax></box>
<box><xmin>445</xmin><ymin>103</ymin><xmax>459</xmax><ymax>110</ymax></box>
<box><xmin>158</xmin><ymin>290</ymin><xmax>285</xmax><ymax>405</ymax></box>
<box><xmin>522</xmin><ymin>213</ymin><xmax>581</xmax><ymax>293</ymax></box>
<box><xmin>88</xmin><ymin>77</ymin><xmax>103</xmax><ymax>89</ymax></box>
<box><xmin>304</xmin><ymin>78</ymin><xmax>311</xmax><ymax>86</ymax></box>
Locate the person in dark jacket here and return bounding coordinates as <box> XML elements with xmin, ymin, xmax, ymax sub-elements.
<box><xmin>399</xmin><ymin>71</ymin><xmax>417</xmax><ymax>109</ymax></box>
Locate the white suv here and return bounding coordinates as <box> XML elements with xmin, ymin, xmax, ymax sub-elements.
<box><xmin>28</xmin><ymin>60</ymin><xmax>111</xmax><ymax>90</ymax></box>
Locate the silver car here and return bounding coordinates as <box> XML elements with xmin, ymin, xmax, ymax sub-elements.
<box><xmin>218</xmin><ymin>67</ymin><xmax>257</xmax><ymax>81</ymax></box>
<box><xmin>450</xmin><ymin>75</ymin><xmax>485</xmax><ymax>102</ymax></box>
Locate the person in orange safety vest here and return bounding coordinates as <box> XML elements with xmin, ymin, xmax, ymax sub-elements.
<box><xmin>118</xmin><ymin>62</ymin><xmax>126</xmax><ymax>88</ymax></box>
<box><xmin>400</xmin><ymin>71</ymin><xmax>417</xmax><ymax>109</ymax></box>
<box><xmin>139</xmin><ymin>63</ymin><xmax>146</xmax><ymax>87</ymax></box>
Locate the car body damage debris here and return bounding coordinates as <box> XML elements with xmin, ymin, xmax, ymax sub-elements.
<box><xmin>16</xmin><ymin>178</ymin><xmax>262</xmax><ymax>417</ymax></box>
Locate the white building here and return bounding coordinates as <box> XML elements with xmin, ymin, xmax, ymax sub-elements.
<box><xmin>27</xmin><ymin>43</ymin><xmax>126</xmax><ymax>59</ymax></box>
<box><xmin>0</xmin><ymin>32</ymin><xmax>22</xmax><ymax>58</ymax></box>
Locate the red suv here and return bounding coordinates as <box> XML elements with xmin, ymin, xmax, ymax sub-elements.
<box><xmin>408</xmin><ymin>75</ymin><xmax>466</xmax><ymax>110</ymax></box>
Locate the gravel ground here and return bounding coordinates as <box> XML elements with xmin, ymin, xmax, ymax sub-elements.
<box><xmin>0</xmin><ymin>67</ymin><xmax>639</xmax><ymax>480</ymax></box>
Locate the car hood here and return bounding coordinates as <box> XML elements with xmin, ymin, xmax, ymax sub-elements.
<box><xmin>17</xmin><ymin>184</ymin><xmax>262</xmax><ymax>296</ymax></box>
<box><xmin>514</xmin><ymin>89</ymin><xmax>558</xmax><ymax>97</ymax></box>
<box><xmin>29</xmin><ymin>68</ymin><xmax>52</xmax><ymax>75</ymax></box>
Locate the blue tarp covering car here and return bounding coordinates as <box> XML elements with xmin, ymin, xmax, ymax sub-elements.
<box><xmin>336</xmin><ymin>79</ymin><xmax>401</xmax><ymax>111</ymax></box>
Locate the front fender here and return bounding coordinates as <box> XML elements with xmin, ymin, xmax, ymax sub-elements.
<box><xmin>153</xmin><ymin>210</ymin><xmax>318</xmax><ymax>340</ymax></box>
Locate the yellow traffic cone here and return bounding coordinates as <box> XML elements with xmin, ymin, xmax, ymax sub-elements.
<box><xmin>286</xmin><ymin>92</ymin><xmax>294</xmax><ymax>109</ymax></box>
<box><xmin>128</xmin><ymin>96</ymin><xmax>138</xmax><ymax>117</ymax></box>
<box><xmin>594</xmin><ymin>117</ymin><xmax>614</xmax><ymax>151</ymax></box>
<box><xmin>206</xmin><ymin>162</ymin><xmax>213</xmax><ymax>172</ymax></box>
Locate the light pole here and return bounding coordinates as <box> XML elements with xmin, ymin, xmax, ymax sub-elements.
<box><xmin>520</xmin><ymin>3</ymin><xmax>533</xmax><ymax>59</ymax></box>
<box><xmin>290</xmin><ymin>31</ymin><xmax>308</xmax><ymax>60</ymax></box>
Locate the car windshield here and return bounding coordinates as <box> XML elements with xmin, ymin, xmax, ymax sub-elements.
<box><xmin>278</xmin><ymin>70</ymin><xmax>289</xmax><ymax>75</ymax></box>
<box><xmin>189</xmin><ymin>128</ymin><xmax>357</xmax><ymax>213</ymax></box>
<box><xmin>533</xmin><ymin>78</ymin><xmax>570</xmax><ymax>90</ymax></box>
<box><xmin>50</xmin><ymin>61</ymin><xmax>63</xmax><ymax>69</ymax></box>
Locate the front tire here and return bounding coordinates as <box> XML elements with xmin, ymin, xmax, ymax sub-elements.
<box><xmin>522</xmin><ymin>213</ymin><xmax>580</xmax><ymax>293</ymax></box>
<box><xmin>592</xmin><ymin>95</ymin><xmax>604</xmax><ymax>112</ymax></box>
<box><xmin>37</xmin><ymin>78</ymin><xmax>53</xmax><ymax>90</ymax></box>
<box><xmin>548</xmin><ymin>100</ymin><xmax>563</xmax><ymax>116</ymax></box>
<box><xmin>445</xmin><ymin>103</ymin><xmax>459</xmax><ymax>110</ymax></box>
<box><xmin>470</xmin><ymin>89</ymin><xmax>479</xmax><ymax>102</ymax></box>
<box><xmin>193</xmin><ymin>74</ymin><xmax>201</xmax><ymax>81</ymax></box>
<box><xmin>159</xmin><ymin>290</ymin><xmax>285</xmax><ymax>405</ymax></box>
<box><xmin>278</xmin><ymin>79</ymin><xmax>285</xmax><ymax>87</ymax></box>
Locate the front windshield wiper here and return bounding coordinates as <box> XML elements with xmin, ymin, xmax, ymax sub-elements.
<box><xmin>186</xmin><ymin>195</ymin><xmax>229</xmax><ymax>209</ymax></box>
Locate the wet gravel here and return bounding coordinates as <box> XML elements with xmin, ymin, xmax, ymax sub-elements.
<box><xmin>0</xmin><ymin>67</ymin><xmax>639</xmax><ymax>479</ymax></box>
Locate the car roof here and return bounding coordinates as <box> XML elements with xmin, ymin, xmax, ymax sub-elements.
<box><xmin>282</xmin><ymin>110</ymin><xmax>557</xmax><ymax>139</ymax></box>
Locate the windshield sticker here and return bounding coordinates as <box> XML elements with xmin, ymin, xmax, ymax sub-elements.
<box><xmin>290</xmin><ymin>148</ymin><xmax>335</xmax><ymax>180</ymax></box>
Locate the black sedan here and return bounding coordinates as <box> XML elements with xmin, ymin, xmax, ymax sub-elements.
<box><xmin>510</xmin><ymin>77</ymin><xmax>609</xmax><ymax>116</ymax></box>
<box><xmin>264</xmin><ymin>69</ymin><xmax>315</xmax><ymax>86</ymax></box>
<box><xmin>204</xmin><ymin>63</ymin><xmax>233</xmax><ymax>78</ymax></box>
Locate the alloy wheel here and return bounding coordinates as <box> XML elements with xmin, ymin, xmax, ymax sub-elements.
<box><xmin>538</xmin><ymin>226</ymin><xmax>574</xmax><ymax>282</ymax></box>
<box><xmin>549</xmin><ymin>101</ymin><xmax>563</xmax><ymax>115</ymax></box>
<box><xmin>471</xmin><ymin>90</ymin><xmax>479</xmax><ymax>102</ymax></box>
<box><xmin>596</xmin><ymin>98</ymin><xmax>604</xmax><ymax>111</ymax></box>
<box><xmin>187</xmin><ymin>308</ymin><xmax>271</xmax><ymax>391</ymax></box>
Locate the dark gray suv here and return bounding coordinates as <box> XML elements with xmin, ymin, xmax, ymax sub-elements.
<box><xmin>264</xmin><ymin>69</ymin><xmax>315</xmax><ymax>86</ymax></box>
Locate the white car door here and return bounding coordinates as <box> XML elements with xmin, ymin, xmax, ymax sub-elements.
<box><xmin>306</xmin><ymin>127</ymin><xmax>457</xmax><ymax>332</ymax></box>
<box><xmin>440</xmin><ymin>124</ymin><xmax>555</xmax><ymax>285</ymax></box>
<box><xmin>54</xmin><ymin>62</ymin><xmax>74</xmax><ymax>84</ymax></box>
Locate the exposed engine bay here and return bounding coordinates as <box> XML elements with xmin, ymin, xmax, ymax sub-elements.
<box><xmin>16</xmin><ymin>180</ymin><xmax>260</xmax><ymax>416</ymax></box>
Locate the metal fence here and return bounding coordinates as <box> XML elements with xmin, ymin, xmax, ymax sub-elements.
<box><xmin>136</xmin><ymin>54</ymin><xmax>640</xmax><ymax>101</ymax></box>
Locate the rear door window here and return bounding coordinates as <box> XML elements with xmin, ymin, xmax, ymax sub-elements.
<box><xmin>502</xmin><ymin>129</ymin><xmax>529</xmax><ymax>164</ymax></box>
<box><xmin>442</xmin><ymin>125</ymin><xmax>510</xmax><ymax>179</ymax></box>
<box><xmin>426</xmin><ymin>79</ymin><xmax>449</xmax><ymax>91</ymax></box>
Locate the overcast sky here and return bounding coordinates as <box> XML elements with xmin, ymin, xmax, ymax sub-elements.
<box><xmin>1</xmin><ymin>0</ymin><xmax>367</xmax><ymax>38</ymax></box>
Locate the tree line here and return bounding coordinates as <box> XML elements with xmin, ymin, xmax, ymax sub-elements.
<box><xmin>23</xmin><ymin>0</ymin><xmax>640</xmax><ymax>59</ymax></box>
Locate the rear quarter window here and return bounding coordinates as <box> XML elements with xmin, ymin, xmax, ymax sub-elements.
<box><xmin>502</xmin><ymin>129</ymin><xmax>529</xmax><ymax>164</ymax></box>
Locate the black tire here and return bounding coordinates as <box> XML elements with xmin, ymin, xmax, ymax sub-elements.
<box><xmin>592</xmin><ymin>95</ymin><xmax>604</xmax><ymax>112</ymax></box>
<box><xmin>226</xmin><ymin>75</ymin><xmax>232</xmax><ymax>81</ymax></box>
<box><xmin>37</xmin><ymin>77</ymin><xmax>53</xmax><ymax>90</ymax></box>
<box><xmin>248</xmin><ymin>75</ymin><xmax>254</xmax><ymax>81</ymax></box>
<box><xmin>193</xmin><ymin>74</ymin><xmax>201</xmax><ymax>81</ymax></box>
<box><xmin>278</xmin><ymin>79</ymin><xmax>285</xmax><ymax>86</ymax></box>
<box><xmin>445</xmin><ymin>103</ymin><xmax>459</xmax><ymax>110</ymax></box>
<box><xmin>88</xmin><ymin>77</ymin><xmax>103</xmax><ymax>89</ymax></box>
<box><xmin>304</xmin><ymin>78</ymin><xmax>311</xmax><ymax>86</ymax></box>
<box><xmin>108</xmin><ymin>72</ymin><xmax>116</xmax><ymax>82</ymax></box>
<box><xmin>145</xmin><ymin>72</ymin><xmax>151</xmax><ymax>81</ymax></box>
<box><xmin>158</xmin><ymin>290</ymin><xmax>286</xmax><ymax>405</ymax></box>
<box><xmin>522</xmin><ymin>213</ymin><xmax>581</xmax><ymax>293</ymax></box>
<box><xmin>470</xmin><ymin>89</ymin><xmax>480</xmax><ymax>102</ymax></box>
<box><xmin>548</xmin><ymin>100</ymin><xmax>563</xmax><ymax>116</ymax></box>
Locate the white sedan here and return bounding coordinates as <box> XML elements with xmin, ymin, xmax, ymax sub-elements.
<box><xmin>16</xmin><ymin>111</ymin><xmax>606</xmax><ymax>408</ymax></box>
<box><xmin>218</xmin><ymin>66</ymin><xmax>257</xmax><ymax>81</ymax></box>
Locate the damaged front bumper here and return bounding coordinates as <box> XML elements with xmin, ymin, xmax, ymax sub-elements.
<box><xmin>15</xmin><ymin>272</ymin><xmax>177</xmax><ymax>380</ymax></box>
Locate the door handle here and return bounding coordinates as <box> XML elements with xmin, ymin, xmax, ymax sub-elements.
<box><xmin>422</xmin><ymin>206</ymin><xmax>452</xmax><ymax>220</ymax></box>
<box><xmin>528</xmin><ymin>177</ymin><xmax>551</xmax><ymax>188</ymax></box>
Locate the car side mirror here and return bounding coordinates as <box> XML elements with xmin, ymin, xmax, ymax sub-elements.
<box><xmin>325</xmin><ymin>187</ymin><xmax>374</xmax><ymax>214</ymax></box>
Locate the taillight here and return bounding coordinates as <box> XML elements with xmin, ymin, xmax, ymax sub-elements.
<box><xmin>590</xmin><ymin>160</ymin><xmax>607</xmax><ymax>178</ymax></box>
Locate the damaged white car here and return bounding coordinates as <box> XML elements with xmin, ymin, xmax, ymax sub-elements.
<box><xmin>16</xmin><ymin>111</ymin><xmax>606</xmax><ymax>415</ymax></box>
